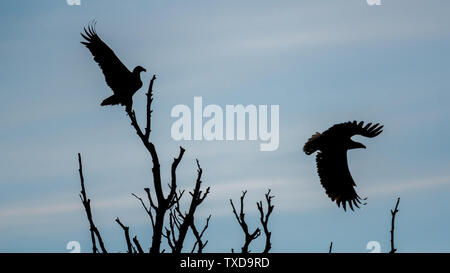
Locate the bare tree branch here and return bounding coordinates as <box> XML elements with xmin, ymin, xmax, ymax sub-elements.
<box><xmin>144</xmin><ymin>187</ymin><xmax>158</xmax><ymax>210</ymax></box>
<box><xmin>144</xmin><ymin>75</ymin><xmax>156</xmax><ymax>139</ymax></box>
<box><xmin>191</xmin><ymin>215</ymin><xmax>211</xmax><ymax>253</ymax></box>
<box><xmin>163</xmin><ymin>159</ymin><xmax>211</xmax><ymax>253</ymax></box>
<box><xmin>77</xmin><ymin>153</ymin><xmax>107</xmax><ymax>253</ymax></box>
<box><xmin>163</xmin><ymin>221</ymin><xmax>176</xmax><ymax>253</ymax></box>
<box><xmin>124</xmin><ymin>75</ymin><xmax>163</xmax><ymax>206</ymax></box>
<box><xmin>115</xmin><ymin>218</ymin><xmax>133</xmax><ymax>253</ymax></box>
<box><xmin>133</xmin><ymin>236</ymin><xmax>144</xmax><ymax>253</ymax></box>
<box><xmin>123</xmin><ymin>75</ymin><xmax>188</xmax><ymax>253</ymax></box>
<box><xmin>230</xmin><ymin>191</ymin><xmax>261</xmax><ymax>253</ymax></box>
<box><xmin>390</xmin><ymin>197</ymin><xmax>400</xmax><ymax>254</ymax></box>
<box><xmin>256</xmin><ymin>189</ymin><xmax>274</xmax><ymax>253</ymax></box>
<box><xmin>167</xmin><ymin>147</ymin><xmax>186</xmax><ymax>208</ymax></box>
<box><xmin>132</xmin><ymin>192</ymin><xmax>155</xmax><ymax>229</ymax></box>
<box><xmin>329</xmin><ymin>241</ymin><xmax>333</xmax><ymax>253</ymax></box>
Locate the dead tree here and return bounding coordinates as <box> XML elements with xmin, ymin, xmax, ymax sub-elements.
<box><xmin>230</xmin><ymin>189</ymin><xmax>275</xmax><ymax>253</ymax></box>
<box><xmin>257</xmin><ymin>190</ymin><xmax>275</xmax><ymax>253</ymax></box>
<box><xmin>127</xmin><ymin>76</ymin><xmax>212</xmax><ymax>253</ymax></box>
<box><xmin>77</xmin><ymin>153</ymin><xmax>107</xmax><ymax>253</ymax></box>
<box><xmin>77</xmin><ymin>75</ymin><xmax>211</xmax><ymax>253</ymax></box>
<box><xmin>162</xmin><ymin>160</ymin><xmax>211</xmax><ymax>253</ymax></box>
<box><xmin>389</xmin><ymin>197</ymin><xmax>400</xmax><ymax>253</ymax></box>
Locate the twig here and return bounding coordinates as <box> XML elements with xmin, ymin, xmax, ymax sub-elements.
<box><xmin>115</xmin><ymin>218</ymin><xmax>133</xmax><ymax>253</ymax></box>
<box><xmin>132</xmin><ymin>191</ymin><xmax>155</xmax><ymax>229</ymax></box>
<box><xmin>145</xmin><ymin>75</ymin><xmax>156</xmax><ymax>139</ymax></box>
<box><xmin>256</xmin><ymin>189</ymin><xmax>274</xmax><ymax>253</ymax></box>
<box><xmin>389</xmin><ymin>197</ymin><xmax>400</xmax><ymax>254</ymax></box>
<box><xmin>329</xmin><ymin>242</ymin><xmax>333</xmax><ymax>253</ymax></box>
<box><xmin>77</xmin><ymin>153</ymin><xmax>107</xmax><ymax>253</ymax></box>
<box><xmin>230</xmin><ymin>191</ymin><xmax>261</xmax><ymax>253</ymax></box>
<box><xmin>133</xmin><ymin>236</ymin><xmax>144</xmax><ymax>253</ymax></box>
<box><xmin>191</xmin><ymin>215</ymin><xmax>211</xmax><ymax>253</ymax></box>
<box><xmin>162</xmin><ymin>210</ymin><xmax>178</xmax><ymax>253</ymax></box>
<box><xmin>167</xmin><ymin>147</ymin><xmax>186</xmax><ymax>209</ymax></box>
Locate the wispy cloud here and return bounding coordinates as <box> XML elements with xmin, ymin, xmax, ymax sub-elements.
<box><xmin>3</xmin><ymin>172</ymin><xmax>449</xmax><ymax>229</ymax></box>
<box><xmin>365</xmin><ymin>175</ymin><xmax>450</xmax><ymax>196</ymax></box>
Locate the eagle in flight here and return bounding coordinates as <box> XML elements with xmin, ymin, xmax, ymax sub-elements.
<box><xmin>81</xmin><ymin>22</ymin><xmax>146</xmax><ymax>111</ymax></box>
<box><xmin>303</xmin><ymin>121</ymin><xmax>383</xmax><ymax>211</ymax></box>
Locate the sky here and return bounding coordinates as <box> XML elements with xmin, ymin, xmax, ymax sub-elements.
<box><xmin>0</xmin><ymin>0</ymin><xmax>450</xmax><ymax>253</ymax></box>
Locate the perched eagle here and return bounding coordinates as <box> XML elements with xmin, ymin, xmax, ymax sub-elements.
<box><xmin>303</xmin><ymin>121</ymin><xmax>383</xmax><ymax>211</ymax></box>
<box><xmin>81</xmin><ymin>22</ymin><xmax>146</xmax><ymax>111</ymax></box>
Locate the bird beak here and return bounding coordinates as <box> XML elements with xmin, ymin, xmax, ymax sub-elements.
<box><xmin>350</xmin><ymin>141</ymin><xmax>366</xmax><ymax>150</ymax></box>
<box><xmin>142</xmin><ymin>68</ymin><xmax>147</xmax><ymax>72</ymax></box>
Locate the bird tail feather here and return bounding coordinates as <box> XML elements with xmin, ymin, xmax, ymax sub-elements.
<box><xmin>303</xmin><ymin>132</ymin><xmax>322</xmax><ymax>155</ymax></box>
<box><xmin>101</xmin><ymin>95</ymin><xmax>120</xmax><ymax>106</ymax></box>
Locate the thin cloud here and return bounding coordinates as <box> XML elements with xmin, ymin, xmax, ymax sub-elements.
<box><xmin>365</xmin><ymin>175</ymin><xmax>450</xmax><ymax>196</ymax></box>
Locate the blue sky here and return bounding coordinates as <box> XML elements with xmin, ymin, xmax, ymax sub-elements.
<box><xmin>1</xmin><ymin>0</ymin><xmax>450</xmax><ymax>252</ymax></box>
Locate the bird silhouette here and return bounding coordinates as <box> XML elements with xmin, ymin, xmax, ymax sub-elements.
<box><xmin>81</xmin><ymin>22</ymin><xmax>146</xmax><ymax>111</ymax></box>
<box><xmin>303</xmin><ymin>121</ymin><xmax>383</xmax><ymax>211</ymax></box>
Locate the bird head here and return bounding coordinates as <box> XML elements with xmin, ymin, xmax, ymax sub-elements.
<box><xmin>133</xmin><ymin>66</ymin><xmax>147</xmax><ymax>74</ymax></box>
<box><xmin>348</xmin><ymin>139</ymin><xmax>366</xmax><ymax>150</ymax></box>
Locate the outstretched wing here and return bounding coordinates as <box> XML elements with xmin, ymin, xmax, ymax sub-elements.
<box><xmin>329</xmin><ymin>121</ymin><xmax>383</xmax><ymax>139</ymax></box>
<box><xmin>315</xmin><ymin>150</ymin><xmax>366</xmax><ymax>211</ymax></box>
<box><xmin>81</xmin><ymin>22</ymin><xmax>131</xmax><ymax>95</ymax></box>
